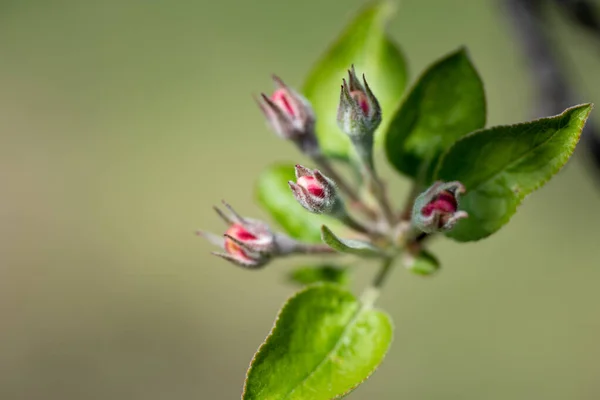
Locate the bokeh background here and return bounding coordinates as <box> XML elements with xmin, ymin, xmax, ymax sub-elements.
<box><xmin>1</xmin><ymin>0</ymin><xmax>599</xmax><ymax>399</ymax></box>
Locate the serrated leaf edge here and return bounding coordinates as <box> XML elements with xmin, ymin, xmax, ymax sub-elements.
<box><xmin>384</xmin><ymin>47</ymin><xmax>487</xmax><ymax>176</ymax></box>
<box><xmin>436</xmin><ymin>103</ymin><xmax>593</xmax><ymax>242</ymax></box>
<box><xmin>241</xmin><ymin>284</ymin><xmax>331</xmax><ymax>399</ymax></box>
<box><xmin>241</xmin><ymin>284</ymin><xmax>393</xmax><ymax>399</ymax></box>
<box><xmin>334</xmin><ymin>308</ymin><xmax>394</xmax><ymax>399</ymax></box>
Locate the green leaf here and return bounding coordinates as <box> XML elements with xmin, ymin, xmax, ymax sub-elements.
<box><xmin>404</xmin><ymin>250</ymin><xmax>440</xmax><ymax>276</ymax></box>
<box><xmin>436</xmin><ymin>104</ymin><xmax>592</xmax><ymax>242</ymax></box>
<box><xmin>255</xmin><ymin>163</ymin><xmax>340</xmax><ymax>243</ymax></box>
<box><xmin>321</xmin><ymin>225</ymin><xmax>384</xmax><ymax>258</ymax></box>
<box><xmin>242</xmin><ymin>284</ymin><xmax>393</xmax><ymax>400</ymax></box>
<box><xmin>289</xmin><ymin>265</ymin><xmax>350</xmax><ymax>286</ymax></box>
<box><xmin>385</xmin><ymin>48</ymin><xmax>486</xmax><ymax>181</ymax></box>
<box><xmin>303</xmin><ymin>0</ymin><xmax>407</xmax><ymax>159</ymax></box>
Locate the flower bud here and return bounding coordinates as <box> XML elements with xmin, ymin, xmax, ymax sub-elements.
<box><xmin>412</xmin><ymin>181</ymin><xmax>468</xmax><ymax>234</ymax></box>
<box><xmin>337</xmin><ymin>65</ymin><xmax>381</xmax><ymax>139</ymax></box>
<box><xmin>288</xmin><ymin>164</ymin><xmax>342</xmax><ymax>215</ymax></box>
<box><xmin>198</xmin><ymin>201</ymin><xmax>277</xmax><ymax>269</ymax></box>
<box><xmin>257</xmin><ymin>76</ymin><xmax>319</xmax><ymax>156</ymax></box>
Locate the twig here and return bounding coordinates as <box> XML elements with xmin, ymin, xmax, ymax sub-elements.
<box><xmin>503</xmin><ymin>0</ymin><xmax>600</xmax><ymax>182</ymax></box>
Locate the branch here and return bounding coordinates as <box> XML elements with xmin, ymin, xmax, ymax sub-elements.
<box><xmin>502</xmin><ymin>0</ymin><xmax>600</xmax><ymax>182</ymax></box>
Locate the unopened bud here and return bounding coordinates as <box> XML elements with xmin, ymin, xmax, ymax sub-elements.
<box><xmin>337</xmin><ymin>65</ymin><xmax>381</xmax><ymax>139</ymax></box>
<box><xmin>257</xmin><ymin>76</ymin><xmax>319</xmax><ymax>156</ymax></box>
<box><xmin>198</xmin><ymin>201</ymin><xmax>276</xmax><ymax>269</ymax></box>
<box><xmin>288</xmin><ymin>164</ymin><xmax>342</xmax><ymax>215</ymax></box>
<box><xmin>412</xmin><ymin>181</ymin><xmax>468</xmax><ymax>234</ymax></box>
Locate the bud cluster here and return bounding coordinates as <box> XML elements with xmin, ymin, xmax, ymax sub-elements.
<box><xmin>199</xmin><ymin>66</ymin><xmax>469</xmax><ymax>272</ymax></box>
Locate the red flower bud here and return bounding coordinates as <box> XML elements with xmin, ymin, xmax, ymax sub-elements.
<box><xmin>421</xmin><ymin>191</ymin><xmax>458</xmax><ymax>217</ymax></box>
<box><xmin>271</xmin><ymin>88</ymin><xmax>297</xmax><ymax>117</ymax></box>
<box><xmin>288</xmin><ymin>165</ymin><xmax>341</xmax><ymax>215</ymax></box>
<box><xmin>337</xmin><ymin>65</ymin><xmax>382</xmax><ymax>138</ymax></box>
<box><xmin>297</xmin><ymin>175</ymin><xmax>325</xmax><ymax>198</ymax></box>
<box><xmin>198</xmin><ymin>201</ymin><xmax>276</xmax><ymax>269</ymax></box>
<box><xmin>350</xmin><ymin>90</ymin><xmax>370</xmax><ymax>115</ymax></box>
<box><xmin>412</xmin><ymin>181</ymin><xmax>468</xmax><ymax>233</ymax></box>
<box><xmin>257</xmin><ymin>76</ymin><xmax>319</xmax><ymax>156</ymax></box>
<box><xmin>224</xmin><ymin>223</ymin><xmax>259</xmax><ymax>263</ymax></box>
<box><xmin>198</xmin><ymin>201</ymin><xmax>323</xmax><ymax>268</ymax></box>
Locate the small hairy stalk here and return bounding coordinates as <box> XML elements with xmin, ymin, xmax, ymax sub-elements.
<box><xmin>312</xmin><ymin>154</ymin><xmax>376</xmax><ymax>218</ymax></box>
<box><xmin>292</xmin><ymin>243</ymin><xmax>340</xmax><ymax>255</ymax></box>
<box><xmin>364</xmin><ymin>166</ymin><xmax>396</xmax><ymax>227</ymax></box>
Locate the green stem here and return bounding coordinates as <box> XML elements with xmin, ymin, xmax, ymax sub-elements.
<box><xmin>372</xmin><ymin>257</ymin><xmax>395</xmax><ymax>289</ymax></box>
<box><xmin>402</xmin><ymin>149</ymin><xmax>436</xmax><ymax>221</ymax></box>
<box><xmin>293</xmin><ymin>243</ymin><xmax>339</xmax><ymax>255</ymax></box>
<box><xmin>348</xmin><ymin>134</ymin><xmax>396</xmax><ymax>226</ymax></box>
<box><xmin>360</xmin><ymin>257</ymin><xmax>395</xmax><ymax>307</ymax></box>
<box><xmin>312</xmin><ymin>154</ymin><xmax>375</xmax><ymax>218</ymax></box>
<box><xmin>336</xmin><ymin>213</ymin><xmax>372</xmax><ymax>236</ymax></box>
<box><xmin>399</xmin><ymin>181</ymin><xmax>421</xmax><ymax>221</ymax></box>
<box><xmin>364</xmin><ymin>166</ymin><xmax>396</xmax><ymax>227</ymax></box>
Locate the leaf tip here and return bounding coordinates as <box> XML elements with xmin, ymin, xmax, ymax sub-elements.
<box><xmin>366</xmin><ymin>0</ymin><xmax>397</xmax><ymax>19</ymax></box>
<box><xmin>561</xmin><ymin>103</ymin><xmax>593</xmax><ymax>130</ymax></box>
<box><xmin>456</xmin><ymin>45</ymin><xmax>468</xmax><ymax>55</ymax></box>
<box><xmin>581</xmin><ymin>102</ymin><xmax>593</xmax><ymax>115</ymax></box>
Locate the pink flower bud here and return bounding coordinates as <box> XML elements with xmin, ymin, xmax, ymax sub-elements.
<box><xmin>350</xmin><ymin>90</ymin><xmax>370</xmax><ymax>115</ymax></box>
<box><xmin>257</xmin><ymin>76</ymin><xmax>319</xmax><ymax>156</ymax></box>
<box><xmin>337</xmin><ymin>65</ymin><xmax>381</xmax><ymax>138</ymax></box>
<box><xmin>198</xmin><ymin>201</ymin><xmax>315</xmax><ymax>268</ymax></box>
<box><xmin>412</xmin><ymin>181</ymin><xmax>468</xmax><ymax>234</ymax></box>
<box><xmin>421</xmin><ymin>191</ymin><xmax>458</xmax><ymax>217</ymax></box>
<box><xmin>198</xmin><ymin>201</ymin><xmax>277</xmax><ymax>269</ymax></box>
<box><xmin>288</xmin><ymin>165</ymin><xmax>341</xmax><ymax>215</ymax></box>
<box><xmin>224</xmin><ymin>223</ymin><xmax>259</xmax><ymax>263</ymax></box>
<box><xmin>271</xmin><ymin>88</ymin><xmax>297</xmax><ymax>117</ymax></box>
<box><xmin>297</xmin><ymin>175</ymin><xmax>325</xmax><ymax>198</ymax></box>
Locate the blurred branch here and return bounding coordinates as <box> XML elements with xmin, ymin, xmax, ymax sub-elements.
<box><xmin>554</xmin><ymin>0</ymin><xmax>600</xmax><ymax>35</ymax></box>
<box><xmin>503</xmin><ymin>0</ymin><xmax>600</xmax><ymax>183</ymax></box>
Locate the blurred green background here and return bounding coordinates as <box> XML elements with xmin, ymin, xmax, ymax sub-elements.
<box><xmin>1</xmin><ymin>0</ymin><xmax>599</xmax><ymax>399</ymax></box>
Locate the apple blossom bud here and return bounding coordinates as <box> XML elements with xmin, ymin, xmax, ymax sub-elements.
<box><xmin>198</xmin><ymin>201</ymin><xmax>322</xmax><ymax>268</ymax></box>
<box><xmin>288</xmin><ymin>164</ymin><xmax>343</xmax><ymax>215</ymax></box>
<box><xmin>257</xmin><ymin>76</ymin><xmax>320</xmax><ymax>156</ymax></box>
<box><xmin>198</xmin><ymin>201</ymin><xmax>276</xmax><ymax>269</ymax></box>
<box><xmin>412</xmin><ymin>181</ymin><xmax>468</xmax><ymax>234</ymax></box>
<box><xmin>337</xmin><ymin>65</ymin><xmax>381</xmax><ymax>139</ymax></box>
<box><xmin>223</xmin><ymin>223</ymin><xmax>263</xmax><ymax>263</ymax></box>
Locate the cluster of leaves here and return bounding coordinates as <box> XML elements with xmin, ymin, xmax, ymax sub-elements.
<box><xmin>217</xmin><ymin>2</ymin><xmax>592</xmax><ymax>399</ymax></box>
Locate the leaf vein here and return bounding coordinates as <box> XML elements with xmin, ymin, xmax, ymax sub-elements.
<box><xmin>282</xmin><ymin>305</ymin><xmax>365</xmax><ymax>400</ymax></box>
